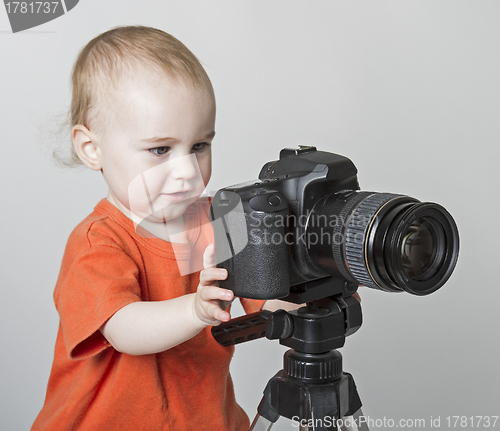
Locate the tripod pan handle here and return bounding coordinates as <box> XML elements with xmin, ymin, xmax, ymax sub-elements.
<box><xmin>211</xmin><ymin>310</ymin><xmax>272</xmax><ymax>346</ymax></box>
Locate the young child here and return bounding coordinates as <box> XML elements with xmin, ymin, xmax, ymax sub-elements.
<box><xmin>31</xmin><ymin>26</ymin><xmax>272</xmax><ymax>431</ymax></box>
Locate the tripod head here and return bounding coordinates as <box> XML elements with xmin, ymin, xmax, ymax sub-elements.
<box><xmin>212</xmin><ymin>277</ymin><xmax>362</xmax><ymax>354</ymax></box>
<box><xmin>212</xmin><ymin>280</ymin><xmax>365</xmax><ymax>430</ymax></box>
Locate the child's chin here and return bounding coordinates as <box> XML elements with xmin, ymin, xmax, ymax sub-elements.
<box><xmin>150</xmin><ymin>199</ymin><xmax>197</xmax><ymax>220</ymax></box>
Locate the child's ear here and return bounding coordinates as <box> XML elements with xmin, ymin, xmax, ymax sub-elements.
<box><xmin>72</xmin><ymin>125</ymin><xmax>102</xmax><ymax>171</ymax></box>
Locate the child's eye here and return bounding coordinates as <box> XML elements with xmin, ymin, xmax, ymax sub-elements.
<box><xmin>192</xmin><ymin>142</ymin><xmax>210</xmax><ymax>152</ymax></box>
<box><xmin>150</xmin><ymin>146</ymin><xmax>170</xmax><ymax>156</ymax></box>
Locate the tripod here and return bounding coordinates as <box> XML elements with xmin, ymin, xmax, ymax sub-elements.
<box><xmin>212</xmin><ymin>290</ymin><xmax>370</xmax><ymax>431</ymax></box>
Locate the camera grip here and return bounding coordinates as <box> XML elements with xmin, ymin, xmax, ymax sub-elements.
<box><xmin>211</xmin><ymin>191</ymin><xmax>291</xmax><ymax>299</ymax></box>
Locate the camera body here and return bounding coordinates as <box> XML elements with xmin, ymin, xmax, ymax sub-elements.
<box><xmin>210</xmin><ymin>146</ymin><xmax>459</xmax><ymax>300</ymax></box>
<box><xmin>210</xmin><ymin>146</ymin><xmax>360</xmax><ymax>299</ymax></box>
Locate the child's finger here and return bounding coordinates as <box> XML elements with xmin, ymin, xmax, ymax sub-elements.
<box><xmin>213</xmin><ymin>305</ymin><xmax>231</xmax><ymax>322</ymax></box>
<box><xmin>203</xmin><ymin>243</ymin><xmax>216</xmax><ymax>269</ymax></box>
<box><xmin>198</xmin><ymin>285</ymin><xmax>233</xmax><ymax>303</ymax></box>
<box><xmin>208</xmin><ymin>303</ymin><xmax>231</xmax><ymax>323</ymax></box>
<box><xmin>199</xmin><ymin>267</ymin><xmax>227</xmax><ymax>286</ymax></box>
<box><xmin>216</xmin><ymin>309</ymin><xmax>231</xmax><ymax>323</ymax></box>
<box><xmin>194</xmin><ymin>297</ymin><xmax>231</xmax><ymax>326</ymax></box>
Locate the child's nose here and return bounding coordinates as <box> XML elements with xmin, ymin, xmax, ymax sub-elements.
<box><xmin>171</xmin><ymin>155</ymin><xmax>198</xmax><ymax>181</ymax></box>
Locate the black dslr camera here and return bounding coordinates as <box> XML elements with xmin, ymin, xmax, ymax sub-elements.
<box><xmin>210</xmin><ymin>146</ymin><xmax>459</xmax><ymax>302</ymax></box>
<box><xmin>210</xmin><ymin>147</ymin><xmax>459</xmax><ymax>429</ymax></box>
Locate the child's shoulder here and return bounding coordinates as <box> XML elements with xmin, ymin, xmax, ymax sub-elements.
<box><xmin>67</xmin><ymin>199</ymin><xmax>135</xmax><ymax>252</ymax></box>
<box><xmin>65</xmin><ymin>197</ymin><xmax>213</xmax><ymax>254</ymax></box>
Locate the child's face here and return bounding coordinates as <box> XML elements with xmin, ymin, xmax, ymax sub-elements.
<box><xmin>94</xmin><ymin>72</ymin><xmax>215</xmax><ymax>225</ymax></box>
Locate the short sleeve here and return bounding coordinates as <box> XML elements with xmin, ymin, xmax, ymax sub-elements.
<box><xmin>55</xmin><ymin>243</ymin><xmax>142</xmax><ymax>360</ymax></box>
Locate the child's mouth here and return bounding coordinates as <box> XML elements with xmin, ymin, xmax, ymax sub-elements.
<box><xmin>161</xmin><ymin>191</ymin><xmax>191</xmax><ymax>202</ymax></box>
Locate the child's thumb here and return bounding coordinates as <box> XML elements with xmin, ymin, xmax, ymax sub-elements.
<box><xmin>203</xmin><ymin>243</ymin><xmax>216</xmax><ymax>269</ymax></box>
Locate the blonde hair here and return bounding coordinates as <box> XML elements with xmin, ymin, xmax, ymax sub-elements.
<box><xmin>59</xmin><ymin>26</ymin><xmax>213</xmax><ymax>167</ymax></box>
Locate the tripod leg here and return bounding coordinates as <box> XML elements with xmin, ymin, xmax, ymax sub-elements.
<box><xmin>339</xmin><ymin>409</ymin><xmax>369</xmax><ymax>431</ymax></box>
<box><xmin>249</xmin><ymin>414</ymin><xmax>274</xmax><ymax>431</ymax></box>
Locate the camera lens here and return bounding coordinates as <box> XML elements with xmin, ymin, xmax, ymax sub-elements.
<box><xmin>400</xmin><ymin>218</ymin><xmax>441</xmax><ymax>280</ymax></box>
<box><xmin>307</xmin><ymin>192</ymin><xmax>459</xmax><ymax>295</ymax></box>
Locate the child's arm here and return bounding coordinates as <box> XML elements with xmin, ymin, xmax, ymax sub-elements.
<box><xmin>99</xmin><ymin>244</ymin><xmax>233</xmax><ymax>356</ymax></box>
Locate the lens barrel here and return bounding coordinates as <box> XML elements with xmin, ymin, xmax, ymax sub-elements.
<box><xmin>308</xmin><ymin>192</ymin><xmax>459</xmax><ymax>295</ymax></box>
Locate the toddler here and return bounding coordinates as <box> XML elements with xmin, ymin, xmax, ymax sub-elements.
<box><xmin>32</xmin><ymin>26</ymin><xmax>273</xmax><ymax>431</ymax></box>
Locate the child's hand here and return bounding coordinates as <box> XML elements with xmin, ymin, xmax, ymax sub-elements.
<box><xmin>193</xmin><ymin>244</ymin><xmax>234</xmax><ymax>326</ymax></box>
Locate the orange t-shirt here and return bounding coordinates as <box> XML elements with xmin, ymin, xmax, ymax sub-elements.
<box><xmin>32</xmin><ymin>198</ymin><xmax>264</xmax><ymax>431</ymax></box>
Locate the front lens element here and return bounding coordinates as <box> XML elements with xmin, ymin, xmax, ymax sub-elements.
<box><xmin>401</xmin><ymin>218</ymin><xmax>443</xmax><ymax>281</ymax></box>
<box><xmin>382</xmin><ymin>202</ymin><xmax>459</xmax><ymax>295</ymax></box>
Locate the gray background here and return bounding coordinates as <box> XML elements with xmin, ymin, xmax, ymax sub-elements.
<box><xmin>1</xmin><ymin>1</ymin><xmax>499</xmax><ymax>430</ymax></box>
